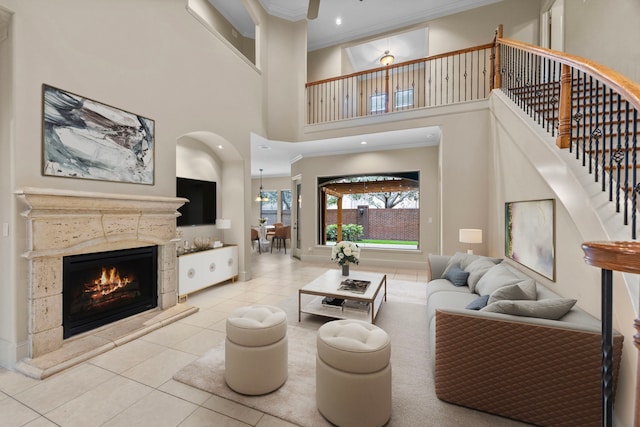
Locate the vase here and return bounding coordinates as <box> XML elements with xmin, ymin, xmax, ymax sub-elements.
<box><xmin>341</xmin><ymin>263</ymin><xmax>349</xmax><ymax>276</ymax></box>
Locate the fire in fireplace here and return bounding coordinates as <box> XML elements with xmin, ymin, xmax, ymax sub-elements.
<box><xmin>63</xmin><ymin>246</ymin><xmax>158</xmax><ymax>338</ymax></box>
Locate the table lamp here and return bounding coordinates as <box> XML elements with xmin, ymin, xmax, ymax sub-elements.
<box><xmin>216</xmin><ymin>219</ymin><xmax>231</xmax><ymax>244</ymax></box>
<box><xmin>459</xmin><ymin>228</ymin><xmax>482</xmax><ymax>254</ymax></box>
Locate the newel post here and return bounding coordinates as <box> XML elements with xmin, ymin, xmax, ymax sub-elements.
<box><xmin>556</xmin><ymin>63</ymin><xmax>572</xmax><ymax>149</ymax></box>
<box><xmin>582</xmin><ymin>241</ymin><xmax>640</xmax><ymax>427</ymax></box>
<box><xmin>492</xmin><ymin>25</ymin><xmax>503</xmax><ymax>90</ymax></box>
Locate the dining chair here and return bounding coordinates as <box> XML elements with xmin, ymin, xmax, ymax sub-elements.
<box><xmin>271</xmin><ymin>225</ymin><xmax>290</xmax><ymax>254</ymax></box>
<box><xmin>266</xmin><ymin>222</ymin><xmax>283</xmax><ymax>239</ymax></box>
<box><xmin>251</xmin><ymin>228</ymin><xmax>261</xmax><ymax>254</ymax></box>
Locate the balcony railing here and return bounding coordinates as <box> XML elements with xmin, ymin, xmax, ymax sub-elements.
<box><xmin>305</xmin><ymin>43</ymin><xmax>494</xmax><ymax>125</ymax></box>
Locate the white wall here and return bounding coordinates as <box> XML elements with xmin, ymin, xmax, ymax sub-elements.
<box><xmin>307</xmin><ymin>0</ymin><xmax>542</xmax><ymax>83</ymax></box>
<box><xmin>291</xmin><ymin>146</ymin><xmax>440</xmax><ymax>268</ymax></box>
<box><xmin>427</xmin><ymin>0</ymin><xmax>540</xmax><ymax>55</ymax></box>
<box><xmin>264</xmin><ymin>16</ymin><xmax>307</xmax><ymax>142</ymax></box>
<box><xmin>564</xmin><ymin>0</ymin><xmax>640</xmax><ymax>83</ymax></box>
<box><xmin>291</xmin><ymin>100</ymin><xmax>493</xmax><ymax>264</ymax></box>
<box><xmin>0</xmin><ymin>0</ymin><xmax>265</xmax><ymax>368</ymax></box>
<box><xmin>0</xmin><ymin>6</ymin><xmax>15</xmax><ymax>368</ymax></box>
<box><xmin>548</xmin><ymin>0</ymin><xmax>564</xmax><ymax>51</ymax></box>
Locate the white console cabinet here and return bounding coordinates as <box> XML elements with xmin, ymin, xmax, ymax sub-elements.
<box><xmin>178</xmin><ymin>245</ymin><xmax>238</xmax><ymax>299</ymax></box>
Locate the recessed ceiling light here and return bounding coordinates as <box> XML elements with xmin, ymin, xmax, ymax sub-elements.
<box><xmin>361</xmin><ymin>141</ymin><xmax>367</xmax><ymax>145</ymax></box>
<box><xmin>217</xmin><ymin>144</ymin><xmax>224</xmax><ymax>149</ymax></box>
<box><xmin>336</xmin><ymin>17</ymin><xmax>342</xmax><ymax>25</ymax></box>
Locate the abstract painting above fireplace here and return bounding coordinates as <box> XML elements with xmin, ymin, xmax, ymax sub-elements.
<box><xmin>42</xmin><ymin>84</ymin><xmax>155</xmax><ymax>184</ymax></box>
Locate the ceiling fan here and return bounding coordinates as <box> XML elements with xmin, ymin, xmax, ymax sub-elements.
<box><xmin>308</xmin><ymin>0</ymin><xmax>363</xmax><ymax>20</ymax></box>
<box><xmin>307</xmin><ymin>0</ymin><xmax>320</xmax><ymax>20</ymax></box>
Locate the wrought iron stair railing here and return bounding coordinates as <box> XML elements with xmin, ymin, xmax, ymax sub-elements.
<box><xmin>495</xmin><ymin>26</ymin><xmax>640</xmax><ymax>241</ymax></box>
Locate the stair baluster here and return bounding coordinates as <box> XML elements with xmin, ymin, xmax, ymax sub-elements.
<box><xmin>632</xmin><ymin>111</ymin><xmax>638</xmax><ymax>240</ymax></box>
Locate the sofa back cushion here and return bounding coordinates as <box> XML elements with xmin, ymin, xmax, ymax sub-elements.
<box><xmin>487</xmin><ymin>279</ymin><xmax>537</xmax><ymax>304</ymax></box>
<box><xmin>475</xmin><ymin>263</ymin><xmax>524</xmax><ymax>296</ymax></box>
<box><xmin>481</xmin><ymin>298</ymin><xmax>577</xmax><ymax>320</ymax></box>
<box><xmin>464</xmin><ymin>258</ymin><xmax>500</xmax><ymax>292</ymax></box>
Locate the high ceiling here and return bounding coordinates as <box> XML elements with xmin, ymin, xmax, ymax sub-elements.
<box><xmin>209</xmin><ymin>0</ymin><xmax>502</xmax><ymax>51</ymax></box>
<box><xmin>206</xmin><ymin>0</ymin><xmax>503</xmax><ymax>177</ymax></box>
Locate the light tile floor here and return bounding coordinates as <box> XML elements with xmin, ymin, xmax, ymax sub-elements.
<box><xmin>0</xmin><ymin>251</ymin><xmax>428</xmax><ymax>427</ymax></box>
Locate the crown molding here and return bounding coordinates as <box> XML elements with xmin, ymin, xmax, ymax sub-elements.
<box><xmin>258</xmin><ymin>0</ymin><xmax>307</xmax><ymax>21</ymax></box>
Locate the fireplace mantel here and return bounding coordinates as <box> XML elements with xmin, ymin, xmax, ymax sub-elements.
<box><xmin>18</xmin><ymin>187</ymin><xmax>188</xmax><ymax>258</ymax></box>
<box><xmin>16</xmin><ymin>187</ymin><xmax>188</xmax><ymax>369</ymax></box>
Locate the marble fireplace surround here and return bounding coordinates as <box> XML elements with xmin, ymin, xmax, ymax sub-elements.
<box><xmin>16</xmin><ymin>187</ymin><xmax>197</xmax><ymax>379</ymax></box>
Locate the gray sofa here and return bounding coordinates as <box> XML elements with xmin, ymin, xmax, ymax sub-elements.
<box><xmin>427</xmin><ymin>252</ymin><xmax>623</xmax><ymax>427</ymax></box>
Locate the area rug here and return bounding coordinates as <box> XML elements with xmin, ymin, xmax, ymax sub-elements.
<box><xmin>173</xmin><ymin>282</ymin><xmax>529</xmax><ymax>426</ymax></box>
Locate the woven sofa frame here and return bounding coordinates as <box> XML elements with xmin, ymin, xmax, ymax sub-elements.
<box><xmin>435</xmin><ymin>309</ymin><xmax>623</xmax><ymax>427</ymax></box>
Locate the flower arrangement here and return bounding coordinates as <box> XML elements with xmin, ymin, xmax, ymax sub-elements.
<box><xmin>331</xmin><ymin>241</ymin><xmax>360</xmax><ymax>266</ymax></box>
<box><xmin>258</xmin><ymin>217</ymin><xmax>267</xmax><ymax>225</ymax></box>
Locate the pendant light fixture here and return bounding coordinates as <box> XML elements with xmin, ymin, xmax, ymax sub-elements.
<box><xmin>380</xmin><ymin>50</ymin><xmax>395</xmax><ymax>66</ymax></box>
<box><xmin>256</xmin><ymin>168</ymin><xmax>269</xmax><ymax>202</ymax></box>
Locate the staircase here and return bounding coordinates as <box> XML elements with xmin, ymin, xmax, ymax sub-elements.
<box><xmin>496</xmin><ymin>35</ymin><xmax>640</xmax><ymax>240</ymax></box>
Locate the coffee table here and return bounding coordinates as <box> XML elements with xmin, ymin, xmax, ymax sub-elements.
<box><xmin>298</xmin><ymin>270</ymin><xmax>387</xmax><ymax>323</ymax></box>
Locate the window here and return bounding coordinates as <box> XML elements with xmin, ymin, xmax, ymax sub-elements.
<box><xmin>260</xmin><ymin>191</ymin><xmax>278</xmax><ymax>225</ymax></box>
<box><xmin>281</xmin><ymin>190</ymin><xmax>292</xmax><ymax>225</ymax></box>
<box><xmin>318</xmin><ymin>173</ymin><xmax>420</xmax><ymax>249</ymax></box>
<box><xmin>370</xmin><ymin>94</ymin><xmax>386</xmax><ymax>113</ymax></box>
<box><xmin>395</xmin><ymin>89</ymin><xmax>414</xmax><ymax>109</ymax></box>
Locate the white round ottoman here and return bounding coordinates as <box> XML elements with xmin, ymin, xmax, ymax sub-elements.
<box><xmin>316</xmin><ymin>319</ymin><xmax>392</xmax><ymax>427</ymax></box>
<box><xmin>225</xmin><ymin>305</ymin><xmax>288</xmax><ymax>395</ymax></box>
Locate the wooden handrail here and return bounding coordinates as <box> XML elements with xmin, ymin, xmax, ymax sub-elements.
<box><xmin>306</xmin><ymin>42</ymin><xmax>494</xmax><ymax>88</ymax></box>
<box><xmin>496</xmin><ymin>35</ymin><xmax>640</xmax><ymax>112</ymax></box>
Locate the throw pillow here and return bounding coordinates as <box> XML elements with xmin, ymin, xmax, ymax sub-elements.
<box><xmin>464</xmin><ymin>258</ymin><xmax>499</xmax><ymax>293</ymax></box>
<box><xmin>465</xmin><ymin>294</ymin><xmax>490</xmax><ymax>310</ymax></box>
<box><xmin>443</xmin><ymin>265</ymin><xmax>470</xmax><ymax>286</ymax></box>
<box><xmin>475</xmin><ymin>263</ymin><xmax>523</xmax><ymax>296</ymax></box>
<box><xmin>480</xmin><ymin>298</ymin><xmax>577</xmax><ymax>320</ymax></box>
<box><xmin>440</xmin><ymin>252</ymin><xmax>467</xmax><ymax>279</ymax></box>
<box><xmin>441</xmin><ymin>252</ymin><xmax>477</xmax><ymax>278</ymax></box>
<box><xmin>487</xmin><ymin>279</ymin><xmax>537</xmax><ymax>305</ymax></box>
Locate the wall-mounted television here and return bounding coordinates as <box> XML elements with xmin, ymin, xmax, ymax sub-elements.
<box><xmin>176</xmin><ymin>177</ymin><xmax>216</xmax><ymax>226</ymax></box>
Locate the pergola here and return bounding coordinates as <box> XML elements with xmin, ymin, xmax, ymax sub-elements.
<box><xmin>320</xmin><ymin>177</ymin><xmax>419</xmax><ymax>244</ymax></box>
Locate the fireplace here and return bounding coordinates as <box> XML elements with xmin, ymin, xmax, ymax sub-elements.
<box><xmin>63</xmin><ymin>246</ymin><xmax>158</xmax><ymax>338</ymax></box>
<box><xmin>17</xmin><ymin>188</ymin><xmax>186</xmax><ymax>367</ymax></box>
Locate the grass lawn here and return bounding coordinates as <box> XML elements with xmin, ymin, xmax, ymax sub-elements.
<box><xmin>356</xmin><ymin>239</ymin><xmax>418</xmax><ymax>245</ymax></box>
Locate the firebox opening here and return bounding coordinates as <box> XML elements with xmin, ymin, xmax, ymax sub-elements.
<box><xmin>63</xmin><ymin>246</ymin><xmax>158</xmax><ymax>339</ymax></box>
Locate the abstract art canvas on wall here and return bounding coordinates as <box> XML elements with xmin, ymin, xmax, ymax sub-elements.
<box><xmin>42</xmin><ymin>84</ymin><xmax>154</xmax><ymax>184</ymax></box>
<box><xmin>505</xmin><ymin>198</ymin><xmax>555</xmax><ymax>281</ymax></box>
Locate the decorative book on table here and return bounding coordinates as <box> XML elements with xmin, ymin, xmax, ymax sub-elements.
<box><xmin>337</xmin><ymin>279</ymin><xmax>371</xmax><ymax>294</ymax></box>
<box><xmin>321</xmin><ymin>297</ymin><xmax>344</xmax><ymax>310</ymax></box>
